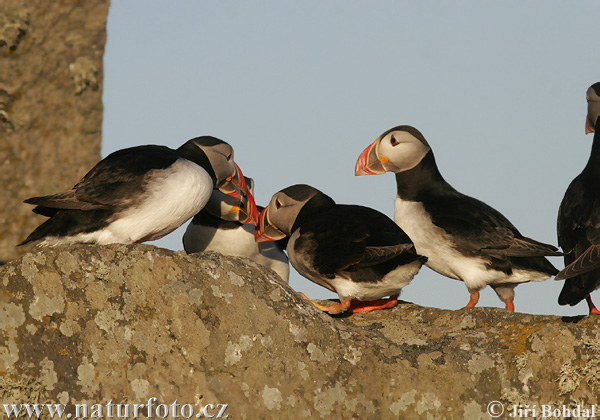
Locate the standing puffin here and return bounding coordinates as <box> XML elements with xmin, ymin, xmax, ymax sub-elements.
<box><xmin>254</xmin><ymin>184</ymin><xmax>426</xmax><ymax>314</ymax></box>
<box><xmin>20</xmin><ymin>136</ymin><xmax>257</xmax><ymax>247</ymax></box>
<box><xmin>183</xmin><ymin>177</ymin><xmax>290</xmax><ymax>282</ymax></box>
<box><xmin>356</xmin><ymin>126</ymin><xmax>560</xmax><ymax>311</ymax></box>
<box><xmin>556</xmin><ymin>82</ymin><xmax>600</xmax><ymax>315</ymax></box>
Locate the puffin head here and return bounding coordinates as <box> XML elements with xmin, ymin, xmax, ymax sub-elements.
<box><xmin>255</xmin><ymin>184</ymin><xmax>331</xmax><ymax>242</ymax></box>
<box><xmin>586</xmin><ymin>83</ymin><xmax>600</xmax><ymax>134</ymax></box>
<box><xmin>204</xmin><ymin>177</ymin><xmax>258</xmax><ymax>224</ymax></box>
<box><xmin>178</xmin><ymin>136</ymin><xmax>258</xmax><ymax>225</ymax></box>
<box><xmin>355</xmin><ymin>125</ymin><xmax>431</xmax><ymax>176</ymax></box>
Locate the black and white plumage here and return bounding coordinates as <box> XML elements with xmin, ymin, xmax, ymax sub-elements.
<box><xmin>255</xmin><ymin>184</ymin><xmax>426</xmax><ymax>314</ymax></box>
<box><xmin>183</xmin><ymin>178</ymin><xmax>290</xmax><ymax>282</ymax></box>
<box><xmin>20</xmin><ymin>136</ymin><xmax>257</xmax><ymax>247</ymax></box>
<box><xmin>556</xmin><ymin>82</ymin><xmax>600</xmax><ymax>315</ymax></box>
<box><xmin>356</xmin><ymin>125</ymin><xmax>560</xmax><ymax>311</ymax></box>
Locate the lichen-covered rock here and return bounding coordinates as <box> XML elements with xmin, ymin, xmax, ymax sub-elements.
<box><xmin>0</xmin><ymin>245</ymin><xmax>598</xmax><ymax>418</ymax></box>
<box><xmin>0</xmin><ymin>1</ymin><xmax>109</xmax><ymax>263</ymax></box>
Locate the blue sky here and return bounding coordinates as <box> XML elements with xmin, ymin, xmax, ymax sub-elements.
<box><xmin>102</xmin><ymin>2</ymin><xmax>600</xmax><ymax>315</ymax></box>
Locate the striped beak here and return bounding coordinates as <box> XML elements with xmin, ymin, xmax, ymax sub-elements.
<box><xmin>217</xmin><ymin>163</ymin><xmax>248</xmax><ymax>199</ymax></box>
<box><xmin>355</xmin><ymin>138</ymin><xmax>386</xmax><ymax>176</ymax></box>
<box><xmin>217</xmin><ymin>164</ymin><xmax>258</xmax><ymax>225</ymax></box>
<box><xmin>237</xmin><ymin>189</ymin><xmax>259</xmax><ymax>225</ymax></box>
<box><xmin>254</xmin><ymin>207</ymin><xmax>287</xmax><ymax>242</ymax></box>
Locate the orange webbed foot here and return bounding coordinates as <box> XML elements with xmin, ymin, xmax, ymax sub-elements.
<box><xmin>348</xmin><ymin>294</ymin><xmax>399</xmax><ymax>313</ymax></box>
<box><xmin>298</xmin><ymin>293</ymin><xmax>351</xmax><ymax>314</ymax></box>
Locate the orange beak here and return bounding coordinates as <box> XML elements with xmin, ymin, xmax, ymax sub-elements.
<box><xmin>254</xmin><ymin>207</ymin><xmax>287</xmax><ymax>242</ymax></box>
<box><xmin>217</xmin><ymin>164</ymin><xmax>258</xmax><ymax>225</ymax></box>
<box><xmin>355</xmin><ymin>139</ymin><xmax>386</xmax><ymax>176</ymax></box>
<box><xmin>238</xmin><ymin>189</ymin><xmax>259</xmax><ymax>225</ymax></box>
<box><xmin>586</xmin><ymin>116</ymin><xmax>596</xmax><ymax>134</ymax></box>
<box><xmin>218</xmin><ymin>163</ymin><xmax>247</xmax><ymax>200</ymax></box>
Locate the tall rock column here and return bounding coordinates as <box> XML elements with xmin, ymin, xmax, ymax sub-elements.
<box><xmin>0</xmin><ymin>1</ymin><xmax>110</xmax><ymax>263</ymax></box>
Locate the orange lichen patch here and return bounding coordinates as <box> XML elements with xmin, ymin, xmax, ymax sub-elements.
<box><xmin>58</xmin><ymin>348</ymin><xmax>69</xmax><ymax>356</ymax></box>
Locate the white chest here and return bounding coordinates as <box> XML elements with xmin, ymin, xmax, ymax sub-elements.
<box><xmin>394</xmin><ymin>197</ymin><xmax>495</xmax><ymax>288</ymax></box>
<box><xmin>183</xmin><ymin>221</ymin><xmax>290</xmax><ymax>282</ymax></box>
<box><xmin>104</xmin><ymin>158</ymin><xmax>214</xmax><ymax>243</ymax></box>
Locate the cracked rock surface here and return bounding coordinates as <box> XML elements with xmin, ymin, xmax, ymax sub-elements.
<box><xmin>1</xmin><ymin>245</ymin><xmax>598</xmax><ymax>418</ymax></box>
<box><xmin>0</xmin><ymin>1</ymin><xmax>108</xmax><ymax>263</ymax></box>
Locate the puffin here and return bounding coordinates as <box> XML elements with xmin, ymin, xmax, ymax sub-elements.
<box><xmin>19</xmin><ymin>136</ymin><xmax>258</xmax><ymax>247</ymax></box>
<box><xmin>183</xmin><ymin>177</ymin><xmax>290</xmax><ymax>282</ymax></box>
<box><xmin>355</xmin><ymin>125</ymin><xmax>561</xmax><ymax>311</ymax></box>
<box><xmin>556</xmin><ymin>82</ymin><xmax>600</xmax><ymax>315</ymax></box>
<box><xmin>254</xmin><ymin>184</ymin><xmax>426</xmax><ymax>314</ymax></box>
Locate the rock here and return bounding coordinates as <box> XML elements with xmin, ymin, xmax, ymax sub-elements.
<box><xmin>0</xmin><ymin>1</ymin><xmax>109</xmax><ymax>263</ymax></box>
<box><xmin>1</xmin><ymin>245</ymin><xmax>599</xmax><ymax>418</ymax></box>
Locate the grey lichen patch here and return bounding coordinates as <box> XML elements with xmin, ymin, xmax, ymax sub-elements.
<box><xmin>39</xmin><ymin>358</ymin><xmax>58</xmax><ymax>391</ymax></box>
<box><xmin>20</xmin><ymin>252</ymin><xmax>42</xmax><ymax>278</ymax></box>
<box><xmin>307</xmin><ymin>342</ymin><xmax>333</xmax><ymax>363</ymax></box>
<box><xmin>529</xmin><ymin>333</ymin><xmax>547</xmax><ymax>355</ymax></box>
<box><xmin>29</xmin><ymin>295</ymin><xmax>65</xmax><ymax>321</ymax></box>
<box><xmin>224</xmin><ymin>335</ymin><xmax>254</xmax><ymax>365</ymax></box>
<box><xmin>94</xmin><ymin>302</ymin><xmax>125</xmax><ymax>332</ymax></box>
<box><xmin>59</xmin><ymin>319</ymin><xmax>81</xmax><ymax>337</ymax></box>
<box><xmin>313</xmin><ymin>382</ymin><xmax>347</xmax><ymax>416</ymax></box>
<box><xmin>269</xmin><ymin>288</ymin><xmax>283</xmax><ymax>302</ymax></box>
<box><xmin>343</xmin><ymin>345</ymin><xmax>362</xmax><ymax>365</ymax></box>
<box><xmin>390</xmin><ymin>390</ymin><xmax>417</xmax><ymax>415</ymax></box>
<box><xmin>229</xmin><ymin>272</ymin><xmax>244</xmax><ymax>287</ymax></box>
<box><xmin>467</xmin><ymin>353</ymin><xmax>495</xmax><ymax>375</ymax></box>
<box><xmin>0</xmin><ymin>302</ymin><xmax>25</xmax><ymax>329</ymax></box>
<box><xmin>298</xmin><ymin>361</ymin><xmax>310</xmax><ymax>380</ymax></box>
<box><xmin>0</xmin><ymin>329</ymin><xmax>20</xmax><ymax>371</ymax></box>
<box><xmin>455</xmin><ymin>314</ymin><xmax>476</xmax><ymax>330</ymax></box>
<box><xmin>463</xmin><ymin>401</ymin><xmax>486</xmax><ymax>418</ymax></box>
<box><xmin>211</xmin><ymin>285</ymin><xmax>233</xmax><ymax>303</ymax></box>
<box><xmin>69</xmin><ymin>56</ymin><xmax>99</xmax><ymax>95</ymax></box>
<box><xmin>76</xmin><ymin>357</ymin><xmax>98</xmax><ymax>395</ymax></box>
<box><xmin>55</xmin><ymin>251</ymin><xmax>81</xmax><ymax>276</ymax></box>
<box><xmin>501</xmin><ymin>387</ymin><xmax>530</xmax><ymax>407</ymax></box>
<box><xmin>262</xmin><ymin>385</ymin><xmax>283</xmax><ymax>411</ymax></box>
<box><xmin>415</xmin><ymin>393</ymin><xmax>441</xmax><ymax>415</ymax></box>
<box><xmin>557</xmin><ymin>360</ymin><xmax>582</xmax><ymax>395</ymax></box>
<box><xmin>130</xmin><ymin>378</ymin><xmax>150</xmax><ymax>400</ymax></box>
<box><xmin>288</xmin><ymin>322</ymin><xmax>308</xmax><ymax>342</ymax></box>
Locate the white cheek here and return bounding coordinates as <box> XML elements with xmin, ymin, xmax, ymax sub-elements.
<box><xmin>383</xmin><ymin>142</ymin><xmax>429</xmax><ymax>173</ymax></box>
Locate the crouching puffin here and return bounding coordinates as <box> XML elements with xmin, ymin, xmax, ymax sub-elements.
<box><xmin>254</xmin><ymin>184</ymin><xmax>426</xmax><ymax>314</ymax></box>
<box><xmin>183</xmin><ymin>177</ymin><xmax>290</xmax><ymax>282</ymax></box>
<box><xmin>20</xmin><ymin>136</ymin><xmax>258</xmax><ymax>247</ymax></box>
<box><xmin>556</xmin><ymin>82</ymin><xmax>600</xmax><ymax>315</ymax></box>
<box><xmin>356</xmin><ymin>126</ymin><xmax>560</xmax><ymax>311</ymax></box>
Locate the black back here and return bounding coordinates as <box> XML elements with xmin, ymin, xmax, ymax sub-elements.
<box><xmin>557</xmin><ymin>122</ymin><xmax>600</xmax><ymax>305</ymax></box>
<box><xmin>396</xmin><ymin>151</ymin><xmax>559</xmax><ymax>276</ymax></box>
<box><xmin>294</xmin><ymin>202</ymin><xmax>424</xmax><ymax>280</ymax></box>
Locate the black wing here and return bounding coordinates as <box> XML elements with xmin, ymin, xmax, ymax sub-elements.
<box><xmin>299</xmin><ymin>205</ymin><xmax>418</xmax><ymax>275</ymax></box>
<box><xmin>557</xmin><ymin>169</ymin><xmax>600</xmax><ymax>281</ymax></box>
<box><xmin>25</xmin><ymin>145</ymin><xmax>179</xmax><ymax>211</ymax></box>
<box><xmin>427</xmin><ymin>193</ymin><xmax>561</xmax><ymax>257</ymax></box>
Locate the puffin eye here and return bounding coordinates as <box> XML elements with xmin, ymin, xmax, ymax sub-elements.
<box><xmin>226</xmin><ymin>153</ymin><xmax>232</xmax><ymax>161</ymax></box>
<box><xmin>390</xmin><ymin>135</ymin><xmax>399</xmax><ymax>146</ymax></box>
<box><xmin>275</xmin><ymin>199</ymin><xmax>282</xmax><ymax>209</ymax></box>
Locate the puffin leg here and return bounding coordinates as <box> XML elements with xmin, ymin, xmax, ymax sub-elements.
<box><xmin>465</xmin><ymin>291</ymin><xmax>480</xmax><ymax>308</ymax></box>
<box><xmin>585</xmin><ymin>295</ymin><xmax>600</xmax><ymax>316</ymax></box>
<box><xmin>348</xmin><ymin>294</ymin><xmax>400</xmax><ymax>313</ymax></box>
<box><xmin>298</xmin><ymin>293</ymin><xmax>351</xmax><ymax>314</ymax></box>
<box><xmin>504</xmin><ymin>299</ymin><xmax>515</xmax><ymax>312</ymax></box>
